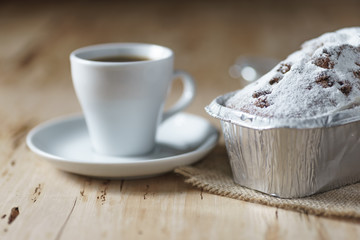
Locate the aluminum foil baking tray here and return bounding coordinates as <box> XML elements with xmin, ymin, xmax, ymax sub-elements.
<box><xmin>205</xmin><ymin>91</ymin><xmax>360</xmax><ymax>198</ymax></box>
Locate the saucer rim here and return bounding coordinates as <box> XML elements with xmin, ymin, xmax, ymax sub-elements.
<box><xmin>26</xmin><ymin>112</ymin><xmax>219</xmax><ymax>167</ymax></box>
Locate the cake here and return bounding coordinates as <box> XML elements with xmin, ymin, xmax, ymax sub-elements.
<box><xmin>225</xmin><ymin>27</ymin><xmax>360</xmax><ymax>119</ymax></box>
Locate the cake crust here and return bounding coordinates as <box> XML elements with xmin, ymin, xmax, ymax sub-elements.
<box><xmin>226</xmin><ymin>27</ymin><xmax>360</xmax><ymax>119</ymax></box>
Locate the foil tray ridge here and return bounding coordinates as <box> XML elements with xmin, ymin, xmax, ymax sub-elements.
<box><xmin>206</xmin><ymin>92</ymin><xmax>360</xmax><ymax>198</ymax></box>
<box><xmin>205</xmin><ymin>92</ymin><xmax>360</xmax><ymax>130</ymax></box>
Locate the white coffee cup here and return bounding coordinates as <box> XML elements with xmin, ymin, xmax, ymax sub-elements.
<box><xmin>70</xmin><ymin>43</ymin><xmax>196</xmax><ymax>156</ymax></box>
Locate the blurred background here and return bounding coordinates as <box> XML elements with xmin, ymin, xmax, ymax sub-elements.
<box><xmin>0</xmin><ymin>0</ymin><xmax>359</xmax><ymax>123</ymax></box>
<box><xmin>1</xmin><ymin>2</ymin><xmax>359</xmax><ymax>238</ymax></box>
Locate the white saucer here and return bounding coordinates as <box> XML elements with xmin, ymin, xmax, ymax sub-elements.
<box><xmin>26</xmin><ymin>113</ymin><xmax>219</xmax><ymax>178</ymax></box>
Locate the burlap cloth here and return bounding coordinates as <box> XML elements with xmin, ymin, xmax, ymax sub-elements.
<box><xmin>175</xmin><ymin>145</ymin><xmax>360</xmax><ymax>220</ymax></box>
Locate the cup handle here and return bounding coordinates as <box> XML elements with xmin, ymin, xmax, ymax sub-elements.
<box><xmin>162</xmin><ymin>70</ymin><xmax>196</xmax><ymax>122</ymax></box>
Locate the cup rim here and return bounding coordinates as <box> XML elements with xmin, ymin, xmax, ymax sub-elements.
<box><xmin>70</xmin><ymin>42</ymin><xmax>173</xmax><ymax>65</ymax></box>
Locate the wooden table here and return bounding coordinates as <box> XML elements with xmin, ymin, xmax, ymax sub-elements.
<box><xmin>1</xmin><ymin>1</ymin><xmax>360</xmax><ymax>239</ymax></box>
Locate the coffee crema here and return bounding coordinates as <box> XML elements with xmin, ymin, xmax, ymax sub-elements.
<box><xmin>90</xmin><ymin>55</ymin><xmax>150</xmax><ymax>62</ymax></box>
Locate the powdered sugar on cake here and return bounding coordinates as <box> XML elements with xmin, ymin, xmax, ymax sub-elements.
<box><xmin>226</xmin><ymin>27</ymin><xmax>360</xmax><ymax>119</ymax></box>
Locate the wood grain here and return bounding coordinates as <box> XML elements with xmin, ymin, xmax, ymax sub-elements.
<box><xmin>1</xmin><ymin>0</ymin><xmax>360</xmax><ymax>239</ymax></box>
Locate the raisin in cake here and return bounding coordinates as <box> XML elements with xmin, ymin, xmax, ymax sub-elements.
<box><xmin>226</xmin><ymin>27</ymin><xmax>360</xmax><ymax>119</ymax></box>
